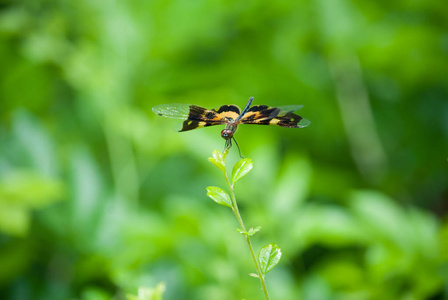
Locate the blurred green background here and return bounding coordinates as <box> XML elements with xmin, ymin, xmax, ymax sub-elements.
<box><xmin>0</xmin><ymin>0</ymin><xmax>447</xmax><ymax>299</ymax></box>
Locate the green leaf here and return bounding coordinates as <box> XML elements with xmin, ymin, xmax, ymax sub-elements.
<box><xmin>208</xmin><ymin>149</ymin><xmax>226</xmax><ymax>172</ymax></box>
<box><xmin>258</xmin><ymin>243</ymin><xmax>282</xmax><ymax>276</ymax></box>
<box><xmin>232</xmin><ymin>158</ymin><xmax>253</xmax><ymax>183</ymax></box>
<box><xmin>222</xmin><ymin>148</ymin><xmax>229</xmax><ymax>160</ymax></box>
<box><xmin>247</xmin><ymin>226</ymin><xmax>261</xmax><ymax>236</ymax></box>
<box><xmin>238</xmin><ymin>226</ymin><xmax>261</xmax><ymax>236</ymax></box>
<box><xmin>206</xmin><ymin>186</ymin><xmax>232</xmax><ymax>208</ymax></box>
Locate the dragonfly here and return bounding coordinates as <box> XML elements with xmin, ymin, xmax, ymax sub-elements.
<box><xmin>152</xmin><ymin>97</ymin><xmax>310</xmax><ymax>154</ymax></box>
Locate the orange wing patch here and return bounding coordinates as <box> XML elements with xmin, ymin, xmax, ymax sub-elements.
<box><xmin>180</xmin><ymin>104</ymin><xmax>241</xmax><ymax>132</ymax></box>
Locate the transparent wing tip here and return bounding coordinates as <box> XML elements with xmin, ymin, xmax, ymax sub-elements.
<box><xmin>297</xmin><ymin>118</ymin><xmax>311</xmax><ymax>128</ymax></box>
<box><xmin>152</xmin><ymin>106</ymin><xmax>162</xmax><ymax>115</ymax></box>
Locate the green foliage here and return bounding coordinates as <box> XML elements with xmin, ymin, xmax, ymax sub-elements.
<box><xmin>258</xmin><ymin>244</ymin><xmax>282</xmax><ymax>277</ymax></box>
<box><xmin>232</xmin><ymin>158</ymin><xmax>253</xmax><ymax>184</ymax></box>
<box><xmin>0</xmin><ymin>0</ymin><xmax>447</xmax><ymax>299</ymax></box>
<box><xmin>206</xmin><ymin>186</ymin><xmax>232</xmax><ymax>208</ymax></box>
<box><xmin>207</xmin><ymin>149</ymin><xmax>281</xmax><ymax>299</ymax></box>
<box><xmin>0</xmin><ymin>171</ymin><xmax>64</xmax><ymax>236</ymax></box>
<box><xmin>127</xmin><ymin>284</ymin><xmax>166</xmax><ymax>300</ymax></box>
<box><xmin>238</xmin><ymin>226</ymin><xmax>261</xmax><ymax>237</ymax></box>
<box><xmin>208</xmin><ymin>149</ymin><xmax>227</xmax><ymax>173</ymax></box>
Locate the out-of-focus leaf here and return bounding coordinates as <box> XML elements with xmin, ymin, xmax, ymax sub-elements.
<box><xmin>208</xmin><ymin>149</ymin><xmax>226</xmax><ymax>172</ymax></box>
<box><xmin>348</xmin><ymin>190</ymin><xmax>443</xmax><ymax>296</ymax></box>
<box><xmin>0</xmin><ymin>241</ymin><xmax>32</xmax><ymax>285</ymax></box>
<box><xmin>269</xmin><ymin>155</ymin><xmax>311</xmax><ymax>215</ymax></box>
<box><xmin>290</xmin><ymin>204</ymin><xmax>365</xmax><ymax>249</ymax></box>
<box><xmin>258</xmin><ymin>243</ymin><xmax>282</xmax><ymax>276</ymax></box>
<box><xmin>0</xmin><ymin>171</ymin><xmax>64</xmax><ymax>236</ymax></box>
<box><xmin>0</xmin><ymin>171</ymin><xmax>64</xmax><ymax>208</ymax></box>
<box><xmin>70</xmin><ymin>148</ymin><xmax>104</xmax><ymax>236</ymax></box>
<box><xmin>206</xmin><ymin>186</ymin><xmax>232</xmax><ymax>208</ymax></box>
<box><xmin>350</xmin><ymin>191</ymin><xmax>413</xmax><ymax>250</ymax></box>
<box><xmin>126</xmin><ymin>284</ymin><xmax>166</xmax><ymax>300</ymax></box>
<box><xmin>81</xmin><ymin>287</ymin><xmax>111</xmax><ymax>300</ymax></box>
<box><xmin>302</xmin><ymin>275</ymin><xmax>333</xmax><ymax>300</ymax></box>
<box><xmin>232</xmin><ymin>158</ymin><xmax>253</xmax><ymax>183</ymax></box>
<box><xmin>440</xmin><ymin>222</ymin><xmax>448</xmax><ymax>261</ymax></box>
<box><xmin>0</xmin><ymin>202</ymin><xmax>29</xmax><ymax>236</ymax></box>
<box><xmin>316</xmin><ymin>260</ymin><xmax>364</xmax><ymax>290</ymax></box>
<box><xmin>13</xmin><ymin>111</ymin><xmax>57</xmax><ymax>176</ymax></box>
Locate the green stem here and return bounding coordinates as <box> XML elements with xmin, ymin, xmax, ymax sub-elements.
<box><xmin>223</xmin><ymin>171</ymin><xmax>270</xmax><ymax>300</ymax></box>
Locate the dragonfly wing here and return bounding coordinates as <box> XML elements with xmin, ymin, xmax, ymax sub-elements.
<box><xmin>152</xmin><ymin>103</ymin><xmax>193</xmax><ymax>120</ymax></box>
<box><xmin>276</xmin><ymin>105</ymin><xmax>304</xmax><ymax>112</ymax></box>
<box><xmin>152</xmin><ymin>103</ymin><xmax>233</xmax><ymax>132</ymax></box>
<box><xmin>238</xmin><ymin>105</ymin><xmax>310</xmax><ymax>128</ymax></box>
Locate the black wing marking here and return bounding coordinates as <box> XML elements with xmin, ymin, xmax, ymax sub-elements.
<box><xmin>152</xmin><ymin>103</ymin><xmax>242</xmax><ymax>132</ymax></box>
<box><xmin>238</xmin><ymin>105</ymin><xmax>310</xmax><ymax>128</ymax></box>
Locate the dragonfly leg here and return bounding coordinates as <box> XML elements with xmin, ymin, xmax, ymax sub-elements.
<box><xmin>222</xmin><ymin>138</ymin><xmax>243</xmax><ymax>158</ymax></box>
<box><xmin>224</xmin><ymin>139</ymin><xmax>232</xmax><ymax>152</ymax></box>
<box><xmin>232</xmin><ymin>137</ymin><xmax>243</xmax><ymax>158</ymax></box>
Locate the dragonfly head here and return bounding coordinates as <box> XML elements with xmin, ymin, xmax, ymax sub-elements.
<box><xmin>221</xmin><ymin>129</ymin><xmax>233</xmax><ymax>140</ymax></box>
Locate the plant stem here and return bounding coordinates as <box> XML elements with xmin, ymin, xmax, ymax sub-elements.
<box><xmin>223</xmin><ymin>171</ymin><xmax>270</xmax><ymax>300</ymax></box>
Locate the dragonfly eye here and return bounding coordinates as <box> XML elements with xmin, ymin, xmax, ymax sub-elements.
<box><xmin>221</xmin><ymin>129</ymin><xmax>233</xmax><ymax>140</ymax></box>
